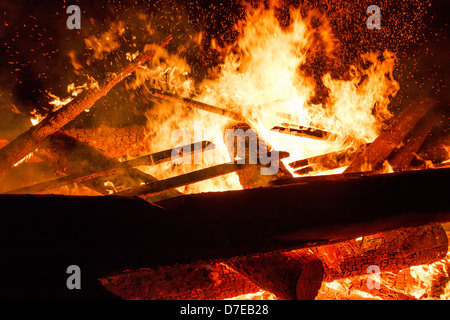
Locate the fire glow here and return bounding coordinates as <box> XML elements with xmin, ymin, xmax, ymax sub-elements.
<box><xmin>0</xmin><ymin>0</ymin><xmax>449</xmax><ymax>301</ymax></box>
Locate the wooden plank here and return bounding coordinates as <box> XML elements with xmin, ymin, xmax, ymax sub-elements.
<box><xmin>344</xmin><ymin>96</ymin><xmax>437</xmax><ymax>173</ymax></box>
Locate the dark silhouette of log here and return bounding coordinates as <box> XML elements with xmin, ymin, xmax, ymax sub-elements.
<box><xmin>0</xmin><ymin>168</ymin><xmax>449</xmax><ymax>298</ymax></box>
<box><xmin>344</xmin><ymin>96</ymin><xmax>437</xmax><ymax>173</ymax></box>
<box><xmin>0</xmin><ymin>36</ymin><xmax>172</xmax><ymax>177</ymax></box>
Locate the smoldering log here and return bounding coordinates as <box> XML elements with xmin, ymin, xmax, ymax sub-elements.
<box><xmin>388</xmin><ymin>109</ymin><xmax>440</xmax><ymax>169</ymax></box>
<box><xmin>97</xmin><ymin>225</ymin><xmax>447</xmax><ymax>300</ymax></box>
<box><xmin>99</xmin><ymin>262</ymin><xmax>263</xmax><ymax>300</ymax></box>
<box><xmin>317</xmin><ymin>237</ymin><xmax>450</xmax><ymax>301</ymax></box>
<box><xmin>227</xmin><ymin>253</ymin><xmax>324</xmax><ymax>300</ymax></box>
<box><xmin>344</xmin><ymin>96</ymin><xmax>437</xmax><ymax>173</ymax></box>
<box><xmin>0</xmin><ymin>36</ymin><xmax>171</xmax><ymax>177</ymax></box>
<box><xmin>6</xmin><ymin>141</ymin><xmax>213</xmax><ymax>195</ymax></box>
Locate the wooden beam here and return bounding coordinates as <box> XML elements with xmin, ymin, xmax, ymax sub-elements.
<box><xmin>344</xmin><ymin>96</ymin><xmax>437</xmax><ymax>173</ymax></box>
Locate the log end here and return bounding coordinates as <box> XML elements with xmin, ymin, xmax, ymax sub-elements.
<box><xmin>296</xmin><ymin>258</ymin><xmax>324</xmax><ymax>300</ymax></box>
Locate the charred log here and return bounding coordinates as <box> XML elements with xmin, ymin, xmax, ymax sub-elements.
<box><xmin>344</xmin><ymin>96</ymin><xmax>437</xmax><ymax>173</ymax></box>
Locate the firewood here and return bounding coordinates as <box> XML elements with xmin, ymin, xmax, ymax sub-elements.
<box><xmin>225</xmin><ymin>122</ymin><xmax>292</xmax><ymax>189</ymax></box>
<box><xmin>388</xmin><ymin>109</ymin><xmax>440</xmax><ymax>169</ymax></box>
<box><xmin>289</xmin><ymin>143</ymin><xmax>369</xmax><ymax>174</ymax></box>
<box><xmin>226</xmin><ymin>224</ymin><xmax>446</xmax><ymax>300</ymax></box>
<box><xmin>5</xmin><ymin>141</ymin><xmax>213</xmax><ymax>195</ymax></box>
<box><xmin>0</xmin><ymin>36</ymin><xmax>172</xmax><ymax>177</ymax></box>
<box><xmin>227</xmin><ymin>253</ymin><xmax>324</xmax><ymax>300</ymax></box>
<box><xmin>62</xmin><ymin>125</ymin><xmax>152</xmax><ymax>158</ymax></box>
<box><xmin>96</xmin><ymin>225</ymin><xmax>447</xmax><ymax>300</ymax></box>
<box><xmin>99</xmin><ymin>262</ymin><xmax>262</xmax><ymax>300</ymax></box>
<box><xmin>344</xmin><ymin>96</ymin><xmax>437</xmax><ymax>173</ymax></box>
<box><xmin>36</xmin><ymin>131</ymin><xmax>181</xmax><ymax>201</ymax></box>
<box><xmin>271</xmin><ymin>125</ymin><xmax>337</xmax><ymax>141</ymax></box>
<box><xmin>116</xmin><ymin>162</ymin><xmax>255</xmax><ymax>197</ymax></box>
<box><xmin>145</xmin><ymin>86</ymin><xmax>244</xmax><ymax>122</ymax></box>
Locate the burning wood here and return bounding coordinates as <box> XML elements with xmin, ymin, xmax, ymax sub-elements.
<box><xmin>225</xmin><ymin>122</ymin><xmax>292</xmax><ymax>189</ymax></box>
<box><xmin>117</xmin><ymin>162</ymin><xmax>255</xmax><ymax>197</ymax></box>
<box><xmin>99</xmin><ymin>262</ymin><xmax>262</xmax><ymax>300</ymax></box>
<box><xmin>388</xmin><ymin>109</ymin><xmax>441</xmax><ymax>169</ymax></box>
<box><xmin>344</xmin><ymin>96</ymin><xmax>437</xmax><ymax>173</ymax></box>
<box><xmin>62</xmin><ymin>125</ymin><xmax>153</xmax><ymax>158</ymax></box>
<box><xmin>271</xmin><ymin>124</ymin><xmax>337</xmax><ymax>141</ymax></box>
<box><xmin>288</xmin><ymin>143</ymin><xmax>369</xmax><ymax>174</ymax></box>
<box><xmin>146</xmin><ymin>86</ymin><xmax>245</xmax><ymax>122</ymax></box>
<box><xmin>6</xmin><ymin>141</ymin><xmax>214</xmax><ymax>195</ymax></box>
<box><xmin>98</xmin><ymin>224</ymin><xmax>448</xmax><ymax>300</ymax></box>
<box><xmin>36</xmin><ymin>131</ymin><xmax>181</xmax><ymax>201</ymax></box>
<box><xmin>0</xmin><ymin>36</ymin><xmax>172</xmax><ymax>177</ymax></box>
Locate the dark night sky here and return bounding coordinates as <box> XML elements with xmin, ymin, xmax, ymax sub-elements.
<box><xmin>0</xmin><ymin>0</ymin><xmax>448</xmax><ymax>127</ymax></box>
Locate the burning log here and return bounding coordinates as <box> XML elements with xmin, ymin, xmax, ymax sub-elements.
<box><xmin>5</xmin><ymin>141</ymin><xmax>213</xmax><ymax>195</ymax></box>
<box><xmin>146</xmin><ymin>86</ymin><xmax>244</xmax><ymax>122</ymax></box>
<box><xmin>289</xmin><ymin>143</ymin><xmax>369</xmax><ymax>174</ymax></box>
<box><xmin>0</xmin><ymin>36</ymin><xmax>172</xmax><ymax>177</ymax></box>
<box><xmin>97</xmin><ymin>225</ymin><xmax>447</xmax><ymax>300</ymax></box>
<box><xmin>227</xmin><ymin>253</ymin><xmax>324</xmax><ymax>300</ymax></box>
<box><xmin>271</xmin><ymin>124</ymin><xmax>337</xmax><ymax>141</ymax></box>
<box><xmin>344</xmin><ymin>96</ymin><xmax>437</xmax><ymax>173</ymax></box>
<box><xmin>62</xmin><ymin>125</ymin><xmax>153</xmax><ymax>158</ymax></box>
<box><xmin>116</xmin><ymin>162</ymin><xmax>254</xmax><ymax>197</ymax></box>
<box><xmin>225</xmin><ymin>224</ymin><xmax>446</xmax><ymax>300</ymax></box>
<box><xmin>36</xmin><ymin>131</ymin><xmax>181</xmax><ymax>201</ymax></box>
<box><xmin>388</xmin><ymin>109</ymin><xmax>440</xmax><ymax>169</ymax></box>
<box><xmin>225</xmin><ymin>122</ymin><xmax>292</xmax><ymax>189</ymax></box>
<box><xmin>99</xmin><ymin>262</ymin><xmax>262</xmax><ymax>300</ymax></box>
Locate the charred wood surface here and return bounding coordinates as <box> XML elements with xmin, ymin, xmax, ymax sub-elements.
<box><xmin>97</xmin><ymin>225</ymin><xmax>447</xmax><ymax>300</ymax></box>
<box><xmin>62</xmin><ymin>125</ymin><xmax>153</xmax><ymax>158</ymax></box>
<box><xmin>344</xmin><ymin>96</ymin><xmax>437</xmax><ymax>173</ymax></box>
<box><xmin>99</xmin><ymin>262</ymin><xmax>262</xmax><ymax>300</ymax></box>
<box><xmin>388</xmin><ymin>109</ymin><xmax>439</xmax><ymax>169</ymax></box>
